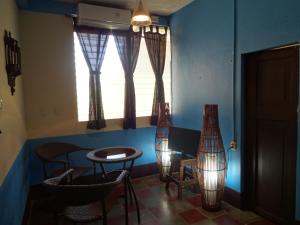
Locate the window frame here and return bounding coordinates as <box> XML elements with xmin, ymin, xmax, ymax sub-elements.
<box><xmin>73</xmin><ymin>29</ymin><xmax>172</xmax><ymax>129</ymax></box>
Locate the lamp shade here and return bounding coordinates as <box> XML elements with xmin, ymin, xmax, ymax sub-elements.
<box><xmin>197</xmin><ymin>104</ymin><xmax>227</xmax><ymax>211</ymax></box>
<box><xmin>155</xmin><ymin>102</ymin><xmax>172</xmax><ymax>181</ymax></box>
<box><xmin>131</xmin><ymin>0</ymin><xmax>152</xmax><ymax>27</ymax></box>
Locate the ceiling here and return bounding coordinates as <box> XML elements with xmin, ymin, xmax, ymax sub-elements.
<box><xmin>55</xmin><ymin>0</ymin><xmax>194</xmax><ymax>16</ymax></box>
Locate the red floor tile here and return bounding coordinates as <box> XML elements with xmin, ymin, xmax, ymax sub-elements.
<box><xmin>136</xmin><ymin>188</ymin><xmax>153</xmax><ymax>198</ymax></box>
<box><xmin>140</xmin><ymin>219</ymin><xmax>161</xmax><ymax>225</ymax></box>
<box><xmin>179</xmin><ymin>209</ymin><xmax>207</xmax><ymax>224</ymax></box>
<box><xmin>149</xmin><ymin>207</ymin><xmax>163</xmax><ymax>218</ymax></box>
<box><xmin>248</xmin><ymin>219</ymin><xmax>277</xmax><ymax>225</ymax></box>
<box><xmin>213</xmin><ymin>215</ymin><xmax>241</xmax><ymax>225</ymax></box>
<box><xmin>114</xmin><ymin>184</ymin><xmax>124</xmax><ymax>194</ymax></box>
<box><xmin>132</xmin><ymin>178</ymin><xmax>143</xmax><ymax>184</ymax></box>
<box><xmin>164</xmin><ymin>186</ymin><xmax>179</xmax><ymax>201</ymax></box>
<box><xmin>145</xmin><ymin>178</ymin><xmax>161</xmax><ymax>186</ymax></box>
<box><xmin>186</xmin><ymin>195</ymin><xmax>202</xmax><ymax>207</ymax></box>
<box><xmin>108</xmin><ymin>215</ymin><xmax>126</xmax><ymax>225</ymax></box>
<box><xmin>149</xmin><ymin>206</ymin><xmax>173</xmax><ymax>219</ymax></box>
<box><xmin>124</xmin><ymin>202</ymin><xmax>145</xmax><ymax>212</ymax></box>
<box><xmin>221</xmin><ymin>202</ymin><xmax>234</xmax><ymax>212</ymax></box>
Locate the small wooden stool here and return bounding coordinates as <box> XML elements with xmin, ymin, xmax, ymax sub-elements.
<box><xmin>166</xmin><ymin>154</ymin><xmax>198</xmax><ymax>199</ymax></box>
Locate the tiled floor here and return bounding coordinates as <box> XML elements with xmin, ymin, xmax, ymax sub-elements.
<box><xmin>28</xmin><ymin>174</ymin><xmax>275</xmax><ymax>225</ymax></box>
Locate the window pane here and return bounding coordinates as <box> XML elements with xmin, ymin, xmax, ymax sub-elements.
<box><xmin>164</xmin><ymin>29</ymin><xmax>172</xmax><ymax>109</ymax></box>
<box><xmin>74</xmin><ymin>34</ymin><xmax>124</xmax><ymax>121</ymax></box>
<box><xmin>134</xmin><ymin>38</ymin><xmax>155</xmax><ymax>117</ymax></box>
<box><xmin>74</xmin><ymin>33</ymin><xmax>89</xmax><ymax>122</ymax></box>
<box><xmin>101</xmin><ymin>36</ymin><xmax>124</xmax><ymax>119</ymax></box>
<box><xmin>134</xmin><ymin>29</ymin><xmax>171</xmax><ymax>117</ymax></box>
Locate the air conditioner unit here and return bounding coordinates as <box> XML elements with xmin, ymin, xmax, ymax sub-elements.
<box><xmin>77</xmin><ymin>3</ymin><xmax>131</xmax><ymax>30</ymax></box>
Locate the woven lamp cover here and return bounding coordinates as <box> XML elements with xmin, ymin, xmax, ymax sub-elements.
<box><xmin>155</xmin><ymin>102</ymin><xmax>172</xmax><ymax>181</ymax></box>
<box><xmin>197</xmin><ymin>104</ymin><xmax>227</xmax><ymax>211</ymax></box>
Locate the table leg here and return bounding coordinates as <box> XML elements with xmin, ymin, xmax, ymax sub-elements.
<box><xmin>128</xmin><ymin>159</ymin><xmax>135</xmax><ymax>203</ymax></box>
<box><xmin>128</xmin><ymin>160</ymin><xmax>135</xmax><ymax>175</ymax></box>
<box><xmin>99</xmin><ymin>163</ymin><xmax>107</xmax><ymax>179</ymax></box>
<box><xmin>93</xmin><ymin>162</ymin><xmax>97</xmax><ymax>182</ymax></box>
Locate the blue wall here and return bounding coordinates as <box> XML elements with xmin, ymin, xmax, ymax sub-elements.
<box><xmin>171</xmin><ymin>0</ymin><xmax>300</xmax><ymax>220</ymax></box>
<box><xmin>0</xmin><ymin>143</ymin><xmax>30</xmax><ymax>225</ymax></box>
<box><xmin>170</xmin><ymin>0</ymin><xmax>238</xmax><ymax>191</ymax></box>
<box><xmin>27</xmin><ymin>127</ymin><xmax>157</xmax><ymax>185</ymax></box>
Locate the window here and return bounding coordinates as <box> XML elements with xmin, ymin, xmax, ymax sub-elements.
<box><xmin>74</xmin><ymin>30</ymin><xmax>171</xmax><ymax>122</ymax></box>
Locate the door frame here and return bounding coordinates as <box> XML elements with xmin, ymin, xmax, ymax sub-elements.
<box><xmin>241</xmin><ymin>43</ymin><xmax>299</xmax><ymax>222</ymax></box>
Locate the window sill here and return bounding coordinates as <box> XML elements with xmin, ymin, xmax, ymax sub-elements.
<box><xmin>27</xmin><ymin>116</ymin><xmax>154</xmax><ymax>140</ymax></box>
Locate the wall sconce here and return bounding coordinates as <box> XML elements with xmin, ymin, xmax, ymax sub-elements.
<box><xmin>4</xmin><ymin>30</ymin><xmax>22</xmax><ymax>95</ymax></box>
<box><xmin>155</xmin><ymin>102</ymin><xmax>172</xmax><ymax>181</ymax></box>
<box><xmin>197</xmin><ymin>104</ymin><xmax>227</xmax><ymax>211</ymax></box>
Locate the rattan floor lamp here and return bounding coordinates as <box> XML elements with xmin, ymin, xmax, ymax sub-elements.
<box><xmin>155</xmin><ymin>102</ymin><xmax>172</xmax><ymax>181</ymax></box>
<box><xmin>197</xmin><ymin>104</ymin><xmax>227</xmax><ymax>211</ymax></box>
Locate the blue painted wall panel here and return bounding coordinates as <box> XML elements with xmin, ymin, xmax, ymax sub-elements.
<box><xmin>171</xmin><ymin>0</ymin><xmax>300</xmax><ymax>220</ymax></box>
<box><xmin>27</xmin><ymin>127</ymin><xmax>157</xmax><ymax>185</ymax></box>
<box><xmin>0</xmin><ymin>143</ymin><xmax>30</xmax><ymax>225</ymax></box>
<box><xmin>17</xmin><ymin>0</ymin><xmax>77</xmax><ymax>15</ymax></box>
<box><xmin>170</xmin><ymin>0</ymin><xmax>239</xmax><ymax>191</ymax></box>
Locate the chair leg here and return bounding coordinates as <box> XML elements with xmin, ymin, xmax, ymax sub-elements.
<box><xmin>128</xmin><ymin>178</ymin><xmax>140</xmax><ymax>224</ymax></box>
<box><xmin>93</xmin><ymin>162</ymin><xmax>97</xmax><ymax>183</ymax></box>
<box><xmin>191</xmin><ymin>164</ymin><xmax>198</xmax><ymax>192</ymax></box>
<box><xmin>26</xmin><ymin>201</ymin><xmax>33</xmax><ymax>225</ymax></box>
<box><xmin>178</xmin><ymin>164</ymin><xmax>185</xmax><ymax>199</ymax></box>
<box><xmin>128</xmin><ymin>181</ymin><xmax>133</xmax><ymax>204</ymax></box>
<box><xmin>165</xmin><ymin>180</ymin><xmax>170</xmax><ymax>190</ymax></box>
<box><xmin>124</xmin><ymin>177</ymin><xmax>129</xmax><ymax>225</ymax></box>
<box><xmin>165</xmin><ymin>159</ymin><xmax>175</xmax><ymax>190</ymax></box>
<box><xmin>183</xmin><ymin>166</ymin><xmax>187</xmax><ymax>181</ymax></box>
<box><xmin>54</xmin><ymin>213</ymin><xmax>59</xmax><ymax>225</ymax></box>
<box><xmin>101</xmin><ymin>199</ymin><xmax>107</xmax><ymax>225</ymax></box>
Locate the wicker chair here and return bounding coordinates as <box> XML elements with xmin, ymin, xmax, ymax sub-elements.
<box><xmin>43</xmin><ymin>169</ymin><xmax>129</xmax><ymax>225</ymax></box>
<box><xmin>36</xmin><ymin>142</ymin><xmax>96</xmax><ymax>180</ymax></box>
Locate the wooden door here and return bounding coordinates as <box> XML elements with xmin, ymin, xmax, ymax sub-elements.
<box><xmin>244</xmin><ymin>46</ymin><xmax>298</xmax><ymax>224</ymax></box>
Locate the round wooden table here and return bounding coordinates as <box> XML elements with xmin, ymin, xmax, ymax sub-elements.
<box><xmin>86</xmin><ymin>147</ymin><xmax>143</xmax><ymax>176</ymax></box>
<box><xmin>86</xmin><ymin>147</ymin><xmax>143</xmax><ymax>224</ymax></box>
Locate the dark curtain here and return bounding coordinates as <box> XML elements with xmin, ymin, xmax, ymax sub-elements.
<box><xmin>113</xmin><ymin>28</ymin><xmax>142</xmax><ymax>129</ymax></box>
<box><xmin>144</xmin><ymin>26</ymin><xmax>168</xmax><ymax>125</ymax></box>
<box><xmin>76</xmin><ymin>27</ymin><xmax>110</xmax><ymax>129</ymax></box>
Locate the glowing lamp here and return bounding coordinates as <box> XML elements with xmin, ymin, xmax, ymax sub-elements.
<box><xmin>155</xmin><ymin>103</ymin><xmax>172</xmax><ymax>181</ymax></box>
<box><xmin>197</xmin><ymin>104</ymin><xmax>227</xmax><ymax>211</ymax></box>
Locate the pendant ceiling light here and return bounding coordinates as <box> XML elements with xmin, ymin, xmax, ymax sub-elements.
<box><xmin>131</xmin><ymin>0</ymin><xmax>152</xmax><ymax>27</ymax></box>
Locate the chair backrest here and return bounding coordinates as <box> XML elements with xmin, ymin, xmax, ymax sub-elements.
<box><xmin>168</xmin><ymin>126</ymin><xmax>201</xmax><ymax>157</ymax></box>
<box><xmin>36</xmin><ymin>142</ymin><xmax>84</xmax><ymax>161</ymax></box>
<box><xmin>44</xmin><ymin>169</ymin><xmax>127</xmax><ymax>206</ymax></box>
